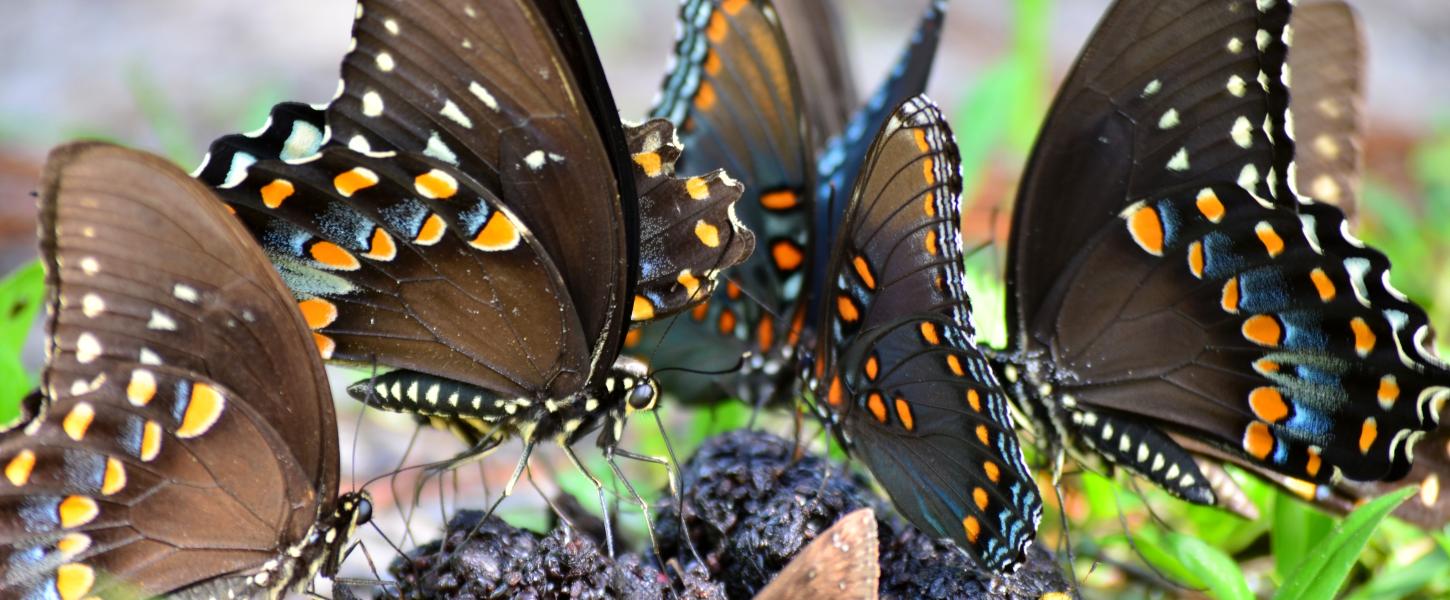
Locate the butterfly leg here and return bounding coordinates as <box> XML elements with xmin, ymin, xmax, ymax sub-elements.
<box><xmin>450</xmin><ymin>439</ymin><xmax>535</xmax><ymax>553</ymax></box>
<box><xmin>558</xmin><ymin>443</ymin><xmax>619</xmax><ymax>557</ymax></box>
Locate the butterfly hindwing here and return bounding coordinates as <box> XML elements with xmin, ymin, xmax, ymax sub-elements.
<box><xmin>1</xmin><ymin>143</ymin><xmax>361</xmax><ymax>598</ymax></box>
<box><xmin>815</xmin><ymin>97</ymin><xmax>1041</xmax><ymax>571</ymax></box>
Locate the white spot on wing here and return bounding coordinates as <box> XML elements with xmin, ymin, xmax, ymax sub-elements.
<box><xmin>469</xmin><ymin>82</ymin><xmax>499</xmax><ymax>112</ymax></box>
<box><xmin>147</xmin><ymin>310</ymin><xmax>177</xmax><ymax>331</ymax></box>
<box><xmin>440</xmin><ymin>100</ymin><xmax>473</xmax><ymax>128</ymax></box>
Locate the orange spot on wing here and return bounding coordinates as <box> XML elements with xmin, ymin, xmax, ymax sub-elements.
<box><xmin>686</xmin><ymin>177</ymin><xmax>710</xmax><ymax>200</ymax></box>
<box><xmin>1196</xmin><ymin>191</ymin><xmax>1226</xmax><ymax>222</ymax></box>
<box><xmin>1127</xmin><ymin>204</ymin><xmax>1165</xmax><ymax>255</ymax></box>
<box><xmin>1306</xmin><ymin>447</ymin><xmax>1322</xmax><ymax>477</ymax></box>
<box><xmin>718</xmin><ymin>308</ymin><xmax>738</xmax><ymax>335</ymax></box>
<box><xmin>691</xmin><ymin>301</ymin><xmax>710</xmax><ymax>322</ymax></box>
<box><xmin>913</xmin><ymin>129</ymin><xmax>930</xmax><ymax>152</ymax></box>
<box><xmin>363</xmin><ymin>227</ymin><xmax>397</xmax><ymax>261</ymax></box>
<box><xmin>967</xmin><ymin>389</ymin><xmax>982</xmax><ymax>412</ymax></box>
<box><xmin>1284</xmin><ymin>477</ymin><xmax>1319</xmax><ymax>500</ymax></box>
<box><xmin>836</xmin><ymin>295</ymin><xmax>859</xmax><ymax>323</ymax></box>
<box><xmin>632</xmin><ymin>152</ymin><xmax>663</xmax><ymax>177</ymax></box>
<box><xmin>827</xmin><ymin>376</ymin><xmax>845</xmax><ymax>407</ymax></box>
<box><xmin>694</xmin><ymin>82</ymin><xmax>717</xmax><ymax>111</ymax></box>
<box><xmin>976</xmin><ymin>424</ymin><xmax>990</xmax><ymax>445</ymax></box>
<box><xmin>1358</xmin><ymin>417</ymin><xmax>1377</xmax><ymax>453</ymax></box>
<box><xmin>101</xmin><ymin>457</ymin><xmax>126</xmax><ymax>495</ymax></box>
<box><xmin>983</xmin><ymin>461</ymin><xmax>1001</xmax><ymax>483</ymax></box>
<box><xmin>1351</xmin><ymin>317</ymin><xmax>1376</xmax><ymax>356</ymax></box>
<box><xmin>1188</xmin><ymin>241</ymin><xmax>1205</xmax><ymax>279</ymax></box>
<box><xmin>6</xmin><ymin>450</ymin><xmax>35</xmax><ymax>486</ymax></box>
<box><xmin>310</xmin><ymin>241</ymin><xmax>361</xmax><ymax>271</ymax></box>
<box><xmin>127</xmin><ymin>369</ymin><xmax>156</xmax><ymax>406</ymax></box>
<box><xmin>922</xmin><ymin>156</ymin><xmax>935</xmax><ymax>185</ymax></box>
<box><xmin>919</xmin><ymin>322</ymin><xmax>940</xmax><ymax>345</ymax></box>
<box><xmin>677</xmin><ymin>271</ymin><xmax>702</xmax><ymax>299</ymax></box>
<box><xmin>946</xmin><ymin>355</ymin><xmax>965</xmax><ymax>376</ymax></box>
<box><xmin>756</xmin><ymin>315</ymin><xmax>775</xmax><ymax>352</ymax></box>
<box><xmin>1255</xmin><ymin>222</ymin><xmax>1285</xmax><ymax>257</ymax></box>
<box><xmin>852</xmin><ymin>256</ymin><xmax>876</xmax><ymax>289</ymax></box>
<box><xmin>140</xmin><ymin>421</ymin><xmax>162</xmax><ymax>461</ymax></box>
<box><xmin>313</xmin><ymin>332</ymin><xmax>336</xmax><ymax>360</ymax></box>
<box><xmin>962</xmin><ymin>515</ymin><xmax>981</xmax><ymax>543</ymax></box>
<box><xmin>925</xmin><ymin>230</ymin><xmax>938</xmax><ymax>255</ymax></box>
<box><xmin>631</xmin><ymin>295</ymin><xmax>656</xmax><ymax>322</ymax></box>
<box><xmin>1378</xmin><ymin>376</ymin><xmax>1399</xmax><ymax>409</ymax></box>
<box><xmin>414</xmin><ymin>214</ymin><xmax>446</xmax><ymax>246</ymax></box>
<box><xmin>973</xmin><ymin>487</ymin><xmax>989</xmax><ymax>511</ymax></box>
<box><xmin>695</xmin><ymin>220</ymin><xmax>721</xmax><ymax>247</ymax></box>
<box><xmin>1222</xmin><ymin>277</ymin><xmax>1241</xmax><ymax>313</ymax></box>
<box><xmin>787</xmin><ymin>309</ymin><xmax>806</xmax><ymax>346</ymax></box>
<box><xmin>703</xmin><ymin>50</ymin><xmax>722</xmax><ymax>76</ymax></box>
<box><xmin>726</xmin><ymin>280</ymin><xmax>742</xmax><ymax>300</ymax></box>
<box><xmin>1249</xmin><ymin>387</ymin><xmax>1289</xmax><ymax>423</ymax></box>
<box><xmin>624</xmin><ymin>328</ymin><xmax>643</xmax><ymax>348</ymax></box>
<box><xmin>1243</xmin><ymin>422</ymin><xmax>1275</xmax><ymax>459</ymax></box>
<box><xmin>63</xmin><ymin>403</ymin><xmax>94</xmax><ymax>442</ymax></box>
<box><xmin>760</xmin><ymin>190</ymin><xmax>799</xmax><ymax>210</ymax></box>
<box><xmin>721</xmin><ymin>0</ymin><xmax>748</xmax><ymax>14</ymax></box>
<box><xmin>473</xmin><ymin>211</ymin><xmax>521</xmax><ymax>251</ymax></box>
<box><xmin>1253</xmin><ymin>358</ymin><xmax>1280</xmax><ymax>375</ymax></box>
<box><xmin>177</xmin><ymin>383</ymin><xmax>225</xmax><ymax>438</ymax></box>
<box><xmin>1310</xmin><ymin>268</ymin><xmax>1336</xmax><ymax>302</ymax></box>
<box><xmin>771</xmin><ymin>240</ymin><xmax>804</xmax><ymax>271</ymax></box>
<box><xmin>705</xmin><ymin>10</ymin><xmax>728</xmax><ymax>43</ymax></box>
<box><xmin>299</xmin><ymin>299</ymin><xmax>338</xmax><ymax>330</ymax></box>
<box><xmin>1242</xmin><ymin>315</ymin><xmax>1282</xmax><ymax>347</ymax></box>
<box><xmin>334</xmin><ymin>167</ymin><xmax>379</xmax><ymax>197</ymax></box>
<box><xmin>867</xmin><ymin>393</ymin><xmax>888</xmax><ymax>423</ymax></box>
<box><xmin>895</xmin><ymin>398</ymin><xmax>915</xmax><ymax>431</ymax></box>
<box><xmin>923</xmin><ymin>191</ymin><xmax>936</xmax><ymax>217</ymax></box>
<box><xmin>58</xmin><ymin>496</ymin><xmax>98</xmax><ymax>528</ymax></box>
<box><xmin>55</xmin><ymin>563</ymin><xmax>95</xmax><ymax>600</ymax></box>
<box><xmin>259</xmin><ymin>179</ymin><xmax>294</xmax><ymax>209</ymax></box>
<box><xmin>864</xmin><ymin>355</ymin><xmax>879</xmax><ymax>381</ymax></box>
<box><xmin>414</xmin><ymin>169</ymin><xmax>458</xmax><ymax>199</ymax></box>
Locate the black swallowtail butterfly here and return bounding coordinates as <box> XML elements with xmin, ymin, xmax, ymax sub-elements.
<box><xmin>0</xmin><ymin>143</ymin><xmax>368</xmax><ymax>598</ymax></box>
<box><xmin>990</xmin><ymin>0</ymin><xmax>1450</xmax><ymax>526</ymax></box>
<box><xmin>193</xmin><ymin>0</ymin><xmax>754</xmax><ymax>487</ymax></box>
<box><xmin>637</xmin><ymin>0</ymin><xmax>946</xmax><ymax>407</ymax></box>
<box><xmin>809</xmin><ymin>96</ymin><xmax>1042</xmax><ymax>572</ymax></box>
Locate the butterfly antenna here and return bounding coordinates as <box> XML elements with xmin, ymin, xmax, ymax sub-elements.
<box><xmin>1111</xmin><ymin>482</ymin><xmax>1196</xmax><ymax>594</ymax></box>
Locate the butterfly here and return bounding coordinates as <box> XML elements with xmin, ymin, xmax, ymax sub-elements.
<box><xmin>0</xmin><ymin>143</ymin><xmax>368</xmax><ymax>599</ymax></box>
<box><xmin>193</xmin><ymin>0</ymin><xmax>753</xmax><ymax>500</ymax></box>
<box><xmin>988</xmin><ymin>0</ymin><xmax>1450</xmax><ymax>526</ymax></box>
<box><xmin>753</xmin><ymin>508</ymin><xmax>879</xmax><ymax>600</ymax></box>
<box><xmin>808</xmin><ymin>95</ymin><xmax>1042</xmax><ymax>572</ymax></box>
<box><xmin>637</xmin><ymin>0</ymin><xmax>947</xmax><ymax>407</ymax></box>
<box><xmin>1287</xmin><ymin>0</ymin><xmax>1366</xmax><ymax>220</ymax></box>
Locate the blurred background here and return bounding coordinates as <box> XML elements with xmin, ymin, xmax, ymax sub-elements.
<box><xmin>1</xmin><ymin>1</ymin><xmax>1448</xmax><ymax>597</ymax></box>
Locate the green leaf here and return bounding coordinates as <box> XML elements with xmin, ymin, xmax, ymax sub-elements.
<box><xmin>0</xmin><ymin>261</ymin><xmax>44</xmax><ymax>353</ymax></box>
<box><xmin>0</xmin><ymin>262</ymin><xmax>44</xmax><ymax>421</ymax></box>
<box><xmin>1345</xmin><ymin>544</ymin><xmax>1449</xmax><ymax>600</ymax></box>
<box><xmin>1273</xmin><ymin>492</ymin><xmax>1336</xmax><ymax>582</ymax></box>
<box><xmin>1274</xmin><ymin>486</ymin><xmax>1418</xmax><ymax>600</ymax></box>
<box><xmin>1103</xmin><ymin>530</ymin><xmax>1202</xmax><ymax>589</ymax></box>
<box><xmin>1166</xmin><ymin>531</ymin><xmax>1252</xmax><ymax>600</ymax></box>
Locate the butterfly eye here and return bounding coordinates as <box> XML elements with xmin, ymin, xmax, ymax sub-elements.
<box><xmin>627</xmin><ymin>379</ymin><xmax>659</xmax><ymax>412</ymax></box>
<box><xmin>354</xmin><ymin>496</ymin><xmax>373</xmax><ymax>526</ymax></box>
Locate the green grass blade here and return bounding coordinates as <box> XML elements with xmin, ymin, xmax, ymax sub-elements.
<box><xmin>1272</xmin><ymin>492</ymin><xmax>1336</xmax><ymax>582</ymax></box>
<box><xmin>1166</xmin><ymin>531</ymin><xmax>1252</xmax><ymax>600</ymax></box>
<box><xmin>1274</xmin><ymin>486</ymin><xmax>1418</xmax><ymax>600</ymax></box>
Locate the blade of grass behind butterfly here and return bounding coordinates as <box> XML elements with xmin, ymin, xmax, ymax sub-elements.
<box><xmin>1274</xmin><ymin>486</ymin><xmax>1418</xmax><ymax>600</ymax></box>
<box><xmin>0</xmin><ymin>261</ymin><xmax>44</xmax><ymax>420</ymax></box>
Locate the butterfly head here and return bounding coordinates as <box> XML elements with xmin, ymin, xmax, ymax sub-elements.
<box><xmin>609</xmin><ymin>355</ymin><xmax>658</xmax><ymax>415</ymax></box>
<box><xmin>318</xmin><ymin>491</ymin><xmax>372</xmax><ymax>577</ymax></box>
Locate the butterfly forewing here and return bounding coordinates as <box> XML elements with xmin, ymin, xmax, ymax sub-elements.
<box><xmin>776</xmin><ymin>0</ymin><xmax>857</xmax><ymax>143</ymax></box>
<box><xmin>1288</xmin><ymin>0</ymin><xmax>1366</xmax><ymax>217</ymax></box>
<box><xmin>1007</xmin><ymin>0</ymin><xmax>1296</xmax><ymax>339</ymax></box>
<box><xmin>815</xmin><ymin>97</ymin><xmax>1041</xmax><ymax>571</ymax></box>
<box><xmin>1</xmin><ymin>143</ymin><xmax>358</xmax><ymax>598</ymax></box>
